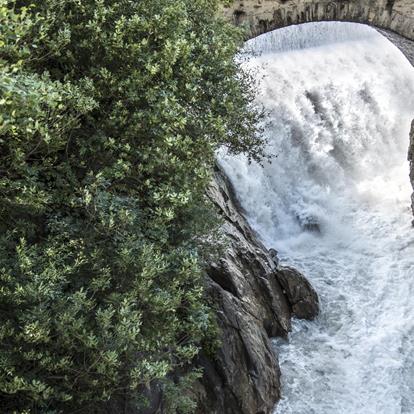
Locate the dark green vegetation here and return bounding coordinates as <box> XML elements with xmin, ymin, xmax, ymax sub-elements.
<box><xmin>0</xmin><ymin>0</ymin><xmax>263</xmax><ymax>412</ymax></box>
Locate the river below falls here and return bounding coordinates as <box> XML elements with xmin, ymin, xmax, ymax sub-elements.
<box><xmin>219</xmin><ymin>22</ymin><xmax>414</xmax><ymax>414</ymax></box>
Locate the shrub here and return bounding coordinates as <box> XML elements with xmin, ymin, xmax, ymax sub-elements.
<box><xmin>0</xmin><ymin>0</ymin><xmax>263</xmax><ymax>412</ymax></box>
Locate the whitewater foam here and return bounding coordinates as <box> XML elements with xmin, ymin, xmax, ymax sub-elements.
<box><xmin>219</xmin><ymin>22</ymin><xmax>414</xmax><ymax>414</ymax></box>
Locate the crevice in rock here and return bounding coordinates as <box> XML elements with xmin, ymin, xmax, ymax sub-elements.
<box><xmin>386</xmin><ymin>0</ymin><xmax>395</xmax><ymax>15</ymax></box>
<box><xmin>208</xmin><ymin>263</ymin><xmax>239</xmax><ymax>298</ymax></box>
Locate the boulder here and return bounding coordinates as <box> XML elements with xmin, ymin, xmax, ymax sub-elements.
<box><xmin>277</xmin><ymin>266</ymin><xmax>319</xmax><ymax>320</ymax></box>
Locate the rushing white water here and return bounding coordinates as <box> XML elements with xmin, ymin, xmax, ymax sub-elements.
<box><xmin>219</xmin><ymin>22</ymin><xmax>414</xmax><ymax>414</ymax></box>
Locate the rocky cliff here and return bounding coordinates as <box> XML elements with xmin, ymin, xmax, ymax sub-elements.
<box><xmin>194</xmin><ymin>165</ymin><xmax>319</xmax><ymax>414</ymax></box>
<box><xmin>409</xmin><ymin>120</ymin><xmax>414</xmax><ymax>220</ymax></box>
<box><xmin>136</xmin><ymin>165</ymin><xmax>319</xmax><ymax>414</ymax></box>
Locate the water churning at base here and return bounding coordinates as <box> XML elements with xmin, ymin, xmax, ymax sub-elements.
<box><xmin>219</xmin><ymin>22</ymin><xmax>414</xmax><ymax>413</ymax></box>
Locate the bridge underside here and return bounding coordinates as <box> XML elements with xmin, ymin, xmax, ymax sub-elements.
<box><xmin>377</xmin><ymin>28</ymin><xmax>414</xmax><ymax>66</ymax></box>
<box><xmin>224</xmin><ymin>1</ymin><xmax>414</xmax><ymax>63</ymax></box>
<box><xmin>223</xmin><ymin>1</ymin><xmax>414</xmax><ymax>41</ymax></box>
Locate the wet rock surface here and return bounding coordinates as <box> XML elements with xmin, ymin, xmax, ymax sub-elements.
<box><xmin>296</xmin><ymin>213</ymin><xmax>321</xmax><ymax>233</ymax></box>
<box><xmin>409</xmin><ymin>120</ymin><xmax>414</xmax><ymax>220</ymax></box>
<box><xmin>194</xmin><ymin>165</ymin><xmax>319</xmax><ymax>414</ymax></box>
<box><xmin>277</xmin><ymin>266</ymin><xmax>319</xmax><ymax>320</ymax></box>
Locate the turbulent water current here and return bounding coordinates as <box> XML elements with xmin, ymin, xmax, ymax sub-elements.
<box><xmin>219</xmin><ymin>22</ymin><xmax>414</xmax><ymax>414</ymax></box>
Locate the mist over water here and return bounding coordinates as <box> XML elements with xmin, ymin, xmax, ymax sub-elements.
<box><xmin>219</xmin><ymin>22</ymin><xmax>414</xmax><ymax>414</ymax></box>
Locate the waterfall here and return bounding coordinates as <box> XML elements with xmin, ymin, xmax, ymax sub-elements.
<box><xmin>219</xmin><ymin>22</ymin><xmax>414</xmax><ymax>414</ymax></box>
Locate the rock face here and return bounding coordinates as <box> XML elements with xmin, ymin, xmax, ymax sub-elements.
<box><xmin>195</xmin><ymin>165</ymin><xmax>319</xmax><ymax>414</ymax></box>
<box><xmin>409</xmin><ymin>120</ymin><xmax>414</xmax><ymax>219</ymax></box>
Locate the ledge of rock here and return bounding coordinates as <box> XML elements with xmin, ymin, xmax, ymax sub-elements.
<box><xmin>195</xmin><ymin>165</ymin><xmax>319</xmax><ymax>414</ymax></box>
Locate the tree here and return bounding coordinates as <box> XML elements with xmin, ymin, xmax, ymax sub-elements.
<box><xmin>0</xmin><ymin>0</ymin><xmax>263</xmax><ymax>412</ymax></box>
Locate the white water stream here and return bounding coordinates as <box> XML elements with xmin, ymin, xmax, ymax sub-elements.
<box><xmin>219</xmin><ymin>22</ymin><xmax>414</xmax><ymax>414</ymax></box>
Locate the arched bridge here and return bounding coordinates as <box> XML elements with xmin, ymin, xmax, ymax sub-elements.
<box><xmin>223</xmin><ymin>1</ymin><xmax>414</xmax><ymax>41</ymax></box>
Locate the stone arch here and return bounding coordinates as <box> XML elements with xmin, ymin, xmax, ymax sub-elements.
<box><xmin>223</xmin><ymin>1</ymin><xmax>414</xmax><ymax>65</ymax></box>
<box><xmin>223</xmin><ymin>1</ymin><xmax>414</xmax><ymax>41</ymax></box>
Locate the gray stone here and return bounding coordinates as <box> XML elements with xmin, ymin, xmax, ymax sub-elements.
<box><xmin>269</xmin><ymin>248</ymin><xmax>280</xmax><ymax>267</ymax></box>
<box><xmin>222</xmin><ymin>1</ymin><xmax>414</xmax><ymax>43</ymax></box>
<box><xmin>409</xmin><ymin>120</ymin><xmax>414</xmax><ymax>221</ymax></box>
<box><xmin>277</xmin><ymin>266</ymin><xmax>320</xmax><ymax>320</ymax></box>
<box><xmin>194</xmin><ymin>165</ymin><xmax>319</xmax><ymax>414</ymax></box>
<box><xmin>296</xmin><ymin>214</ymin><xmax>321</xmax><ymax>233</ymax></box>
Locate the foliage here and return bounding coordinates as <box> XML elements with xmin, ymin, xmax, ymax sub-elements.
<box><xmin>0</xmin><ymin>0</ymin><xmax>263</xmax><ymax>412</ymax></box>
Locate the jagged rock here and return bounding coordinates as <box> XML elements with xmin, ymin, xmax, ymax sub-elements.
<box><xmin>195</xmin><ymin>165</ymin><xmax>319</xmax><ymax>414</ymax></box>
<box><xmin>296</xmin><ymin>213</ymin><xmax>321</xmax><ymax>233</ymax></box>
<box><xmin>277</xmin><ymin>266</ymin><xmax>319</xmax><ymax>320</ymax></box>
<box><xmin>269</xmin><ymin>248</ymin><xmax>280</xmax><ymax>268</ymax></box>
